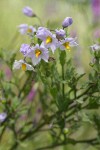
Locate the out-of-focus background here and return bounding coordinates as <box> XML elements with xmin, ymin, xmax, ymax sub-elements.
<box><xmin>0</xmin><ymin>0</ymin><xmax>100</xmax><ymax>150</ymax></box>
<box><xmin>1</xmin><ymin>0</ymin><xmax>100</xmax><ymax>72</ymax></box>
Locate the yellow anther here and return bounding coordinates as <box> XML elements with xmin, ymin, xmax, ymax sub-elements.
<box><xmin>22</xmin><ymin>63</ymin><xmax>26</xmax><ymax>71</ymax></box>
<box><xmin>46</xmin><ymin>36</ymin><xmax>52</xmax><ymax>44</ymax></box>
<box><xmin>35</xmin><ymin>49</ymin><xmax>41</xmax><ymax>58</ymax></box>
<box><xmin>63</xmin><ymin>42</ymin><xmax>70</xmax><ymax>50</ymax></box>
<box><xmin>27</xmin><ymin>28</ymin><xmax>32</xmax><ymax>33</ymax></box>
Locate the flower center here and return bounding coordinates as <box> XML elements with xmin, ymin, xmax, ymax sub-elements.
<box><xmin>35</xmin><ymin>49</ymin><xmax>41</xmax><ymax>58</ymax></box>
<box><xmin>27</xmin><ymin>28</ymin><xmax>32</xmax><ymax>33</ymax></box>
<box><xmin>22</xmin><ymin>63</ymin><xmax>26</xmax><ymax>71</ymax></box>
<box><xmin>46</xmin><ymin>36</ymin><xmax>52</xmax><ymax>44</ymax></box>
<box><xmin>63</xmin><ymin>42</ymin><xmax>70</xmax><ymax>50</ymax></box>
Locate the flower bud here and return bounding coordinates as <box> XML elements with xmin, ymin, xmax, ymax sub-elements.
<box><xmin>55</xmin><ymin>29</ymin><xmax>65</xmax><ymax>40</ymax></box>
<box><xmin>63</xmin><ymin>128</ymin><xmax>69</xmax><ymax>134</ymax></box>
<box><xmin>62</xmin><ymin>17</ymin><xmax>73</xmax><ymax>28</ymax></box>
<box><xmin>23</xmin><ymin>6</ymin><xmax>36</xmax><ymax>17</ymax></box>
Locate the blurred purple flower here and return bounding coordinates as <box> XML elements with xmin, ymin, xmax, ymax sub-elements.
<box><xmin>23</xmin><ymin>6</ymin><xmax>36</xmax><ymax>17</ymax></box>
<box><xmin>0</xmin><ymin>113</ymin><xmax>7</xmax><ymax>123</ymax></box>
<box><xmin>62</xmin><ymin>17</ymin><xmax>73</xmax><ymax>28</ymax></box>
<box><xmin>93</xmin><ymin>28</ymin><xmax>100</xmax><ymax>39</ymax></box>
<box><xmin>18</xmin><ymin>24</ymin><xmax>36</xmax><ymax>35</ymax></box>
<box><xmin>27</xmin><ymin>87</ymin><xmax>36</xmax><ymax>101</ymax></box>
<box><xmin>5</xmin><ymin>67</ymin><xmax>12</xmax><ymax>80</ymax></box>
<box><xmin>92</xmin><ymin>0</ymin><xmax>100</xmax><ymax>22</ymax></box>
<box><xmin>90</xmin><ymin>44</ymin><xmax>100</xmax><ymax>52</ymax></box>
<box><xmin>18</xmin><ymin>24</ymin><xmax>28</xmax><ymax>35</ymax></box>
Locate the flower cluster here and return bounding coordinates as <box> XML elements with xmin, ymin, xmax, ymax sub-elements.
<box><xmin>13</xmin><ymin>6</ymin><xmax>78</xmax><ymax>71</ymax></box>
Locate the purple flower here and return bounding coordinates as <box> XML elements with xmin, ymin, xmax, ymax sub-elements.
<box><xmin>0</xmin><ymin>113</ymin><xmax>7</xmax><ymax>123</ymax></box>
<box><xmin>90</xmin><ymin>44</ymin><xmax>100</xmax><ymax>52</ymax></box>
<box><xmin>5</xmin><ymin>67</ymin><xmax>12</xmax><ymax>80</ymax></box>
<box><xmin>26</xmin><ymin>25</ymin><xmax>36</xmax><ymax>35</ymax></box>
<box><xmin>27</xmin><ymin>88</ymin><xmax>36</xmax><ymax>101</ymax></box>
<box><xmin>55</xmin><ymin>29</ymin><xmax>66</xmax><ymax>40</ymax></box>
<box><xmin>93</xmin><ymin>28</ymin><xmax>100</xmax><ymax>39</ymax></box>
<box><xmin>20</xmin><ymin>44</ymin><xmax>32</xmax><ymax>56</ymax></box>
<box><xmin>18</xmin><ymin>24</ymin><xmax>28</xmax><ymax>35</ymax></box>
<box><xmin>36</xmin><ymin>27</ymin><xmax>49</xmax><ymax>40</ymax></box>
<box><xmin>27</xmin><ymin>44</ymin><xmax>49</xmax><ymax>66</ymax></box>
<box><xmin>23</xmin><ymin>6</ymin><xmax>36</xmax><ymax>17</ymax></box>
<box><xmin>18</xmin><ymin>24</ymin><xmax>36</xmax><ymax>35</ymax></box>
<box><xmin>59</xmin><ymin>37</ymin><xmax>78</xmax><ymax>51</ymax></box>
<box><xmin>36</xmin><ymin>27</ymin><xmax>58</xmax><ymax>53</ymax></box>
<box><xmin>62</xmin><ymin>17</ymin><xmax>73</xmax><ymax>28</ymax></box>
<box><xmin>92</xmin><ymin>0</ymin><xmax>100</xmax><ymax>22</ymax></box>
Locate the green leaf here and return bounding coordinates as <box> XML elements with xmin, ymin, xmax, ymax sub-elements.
<box><xmin>76</xmin><ymin>98</ymin><xmax>84</xmax><ymax>104</ymax></box>
<box><xmin>50</xmin><ymin>86</ymin><xmax>57</xmax><ymax>98</ymax></box>
<box><xmin>77</xmin><ymin>73</ymin><xmax>86</xmax><ymax>81</ymax></box>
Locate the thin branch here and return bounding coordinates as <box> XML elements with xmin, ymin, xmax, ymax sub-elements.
<box><xmin>34</xmin><ymin>138</ymin><xmax>98</xmax><ymax>150</ymax></box>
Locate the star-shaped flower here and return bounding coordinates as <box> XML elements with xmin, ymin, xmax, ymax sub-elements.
<box><xmin>27</xmin><ymin>44</ymin><xmax>49</xmax><ymax>66</ymax></box>
<box><xmin>36</xmin><ymin>27</ymin><xmax>58</xmax><ymax>53</ymax></box>
<box><xmin>59</xmin><ymin>37</ymin><xmax>78</xmax><ymax>51</ymax></box>
<box><xmin>13</xmin><ymin>60</ymin><xmax>34</xmax><ymax>71</ymax></box>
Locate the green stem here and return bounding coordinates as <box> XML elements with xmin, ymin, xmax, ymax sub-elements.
<box><xmin>37</xmin><ymin>16</ymin><xmax>43</xmax><ymax>26</ymax></box>
<box><xmin>34</xmin><ymin>138</ymin><xmax>98</xmax><ymax>150</ymax></box>
<box><xmin>62</xmin><ymin>65</ymin><xmax>65</xmax><ymax>100</ymax></box>
<box><xmin>9</xmin><ymin>142</ymin><xmax>18</xmax><ymax>150</ymax></box>
<box><xmin>20</xmin><ymin>121</ymin><xmax>45</xmax><ymax>141</ymax></box>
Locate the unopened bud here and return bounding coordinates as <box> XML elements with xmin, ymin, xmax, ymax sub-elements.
<box><xmin>62</xmin><ymin>17</ymin><xmax>73</xmax><ymax>28</ymax></box>
<box><xmin>23</xmin><ymin>6</ymin><xmax>36</xmax><ymax>17</ymax></box>
<box><xmin>55</xmin><ymin>29</ymin><xmax>65</xmax><ymax>40</ymax></box>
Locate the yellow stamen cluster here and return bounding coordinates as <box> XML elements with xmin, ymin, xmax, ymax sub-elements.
<box><xmin>35</xmin><ymin>49</ymin><xmax>41</xmax><ymax>58</ymax></box>
<box><xmin>46</xmin><ymin>36</ymin><xmax>52</xmax><ymax>44</ymax></box>
<box><xmin>63</xmin><ymin>42</ymin><xmax>70</xmax><ymax>50</ymax></box>
<box><xmin>27</xmin><ymin>28</ymin><xmax>32</xmax><ymax>33</ymax></box>
<box><xmin>22</xmin><ymin>63</ymin><xmax>26</xmax><ymax>71</ymax></box>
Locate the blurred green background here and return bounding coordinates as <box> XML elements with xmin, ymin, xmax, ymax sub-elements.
<box><xmin>0</xmin><ymin>0</ymin><xmax>99</xmax><ymax>150</ymax></box>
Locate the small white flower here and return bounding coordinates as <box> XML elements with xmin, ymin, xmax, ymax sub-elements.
<box><xmin>13</xmin><ymin>60</ymin><xmax>34</xmax><ymax>71</ymax></box>
<box><xmin>90</xmin><ymin>44</ymin><xmax>100</xmax><ymax>52</ymax></box>
<box><xmin>0</xmin><ymin>113</ymin><xmax>7</xmax><ymax>123</ymax></box>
